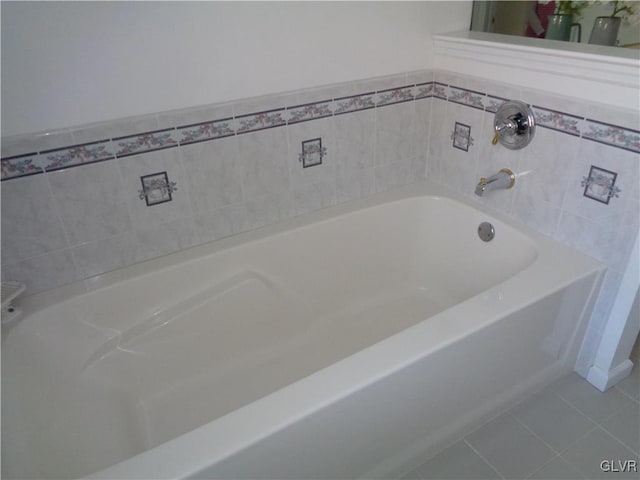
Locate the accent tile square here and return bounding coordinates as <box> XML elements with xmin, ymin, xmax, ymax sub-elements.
<box><xmin>139</xmin><ymin>171</ymin><xmax>175</xmax><ymax>206</ymax></box>
<box><xmin>299</xmin><ymin>138</ymin><xmax>325</xmax><ymax>168</ymax></box>
<box><xmin>451</xmin><ymin>122</ymin><xmax>473</xmax><ymax>152</ymax></box>
<box><xmin>582</xmin><ymin>165</ymin><xmax>619</xmax><ymax>205</ymax></box>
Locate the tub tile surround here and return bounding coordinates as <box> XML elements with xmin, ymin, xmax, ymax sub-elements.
<box><xmin>1</xmin><ymin>71</ymin><xmax>433</xmax><ymax>294</ymax></box>
<box><xmin>1</xmin><ymin>69</ymin><xmax>638</xmax><ymax>380</ymax></box>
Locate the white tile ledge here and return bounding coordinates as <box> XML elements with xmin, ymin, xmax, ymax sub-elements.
<box><xmin>433</xmin><ymin>30</ymin><xmax>640</xmax><ymax>110</ymax></box>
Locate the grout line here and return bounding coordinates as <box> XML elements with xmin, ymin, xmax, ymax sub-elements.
<box><xmin>462</xmin><ymin>438</ymin><xmax>506</xmax><ymax>480</ymax></box>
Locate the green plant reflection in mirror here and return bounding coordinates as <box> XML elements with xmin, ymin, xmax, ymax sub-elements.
<box><xmin>471</xmin><ymin>1</ymin><xmax>640</xmax><ymax>48</ymax></box>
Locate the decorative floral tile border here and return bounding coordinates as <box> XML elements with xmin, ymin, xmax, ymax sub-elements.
<box><xmin>236</xmin><ymin>109</ymin><xmax>287</xmax><ymax>134</ymax></box>
<box><xmin>41</xmin><ymin>140</ymin><xmax>116</xmax><ymax>170</ymax></box>
<box><xmin>114</xmin><ymin>129</ymin><xmax>179</xmax><ymax>157</ymax></box>
<box><xmin>447</xmin><ymin>86</ymin><xmax>485</xmax><ymax>110</ymax></box>
<box><xmin>376</xmin><ymin>85</ymin><xmax>415</xmax><ymax>107</ymax></box>
<box><xmin>286</xmin><ymin>101</ymin><xmax>333</xmax><ymax>124</ymax></box>
<box><xmin>415</xmin><ymin>82</ymin><xmax>434</xmax><ymax>100</ymax></box>
<box><xmin>484</xmin><ymin>95</ymin><xmax>509</xmax><ymax>113</ymax></box>
<box><xmin>582</xmin><ymin>119</ymin><xmax>640</xmax><ymax>153</ymax></box>
<box><xmin>2</xmin><ymin>74</ymin><xmax>638</xmax><ymax>181</ymax></box>
<box><xmin>334</xmin><ymin>92</ymin><xmax>376</xmax><ymax>115</ymax></box>
<box><xmin>532</xmin><ymin>106</ymin><xmax>582</xmax><ymax>137</ymax></box>
<box><xmin>178</xmin><ymin>118</ymin><xmax>236</xmax><ymax>145</ymax></box>
<box><xmin>1</xmin><ymin>153</ymin><xmax>46</xmax><ymax>180</ymax></box>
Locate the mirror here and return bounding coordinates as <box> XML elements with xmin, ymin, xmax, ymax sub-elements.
<box><xmin>471</xmin><ymin>1</ymin><xmax>640</xmax><ymax>48</ymax></box>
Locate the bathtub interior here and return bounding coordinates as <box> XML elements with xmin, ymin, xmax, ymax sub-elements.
<box><xmin>3</xmin><ymin>193</ymin><xmax>568</xmax><ymax>480</ymax></box>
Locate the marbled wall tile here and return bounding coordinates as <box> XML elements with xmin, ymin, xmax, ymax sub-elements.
<box><xmin>48</xmin><ymin>161</ymin><xmax>132</xmax><ymax>245</ymax></box>
<box><xmin>427</xmin><ymin>98</ymin><xmax>452</xmax><ymax>183</ymax></box>
<box><xmin>336</xmin><ymin>166</ymin><xmax>375</xmax><ymax>204</ymax></box>
<box><xmin>134</xmin><ymin>216</ymin><xmax>199</xmax><ymax>264</ymax></box>
<box><xmin>374</xmin><ymin>156</ymin><xmax>425</xmax><ymax>193</ymax></box>
<box><xmin>517</xmin><ymin>126</ymin><xmax>580</xmax><ymax>206</ymax></box>
<box><xmin>1</xmin><ymin>249</ymin><xmax>80</xmax><ymax>295</ymax></box>
<box><xmin>375</xmin><ymin>101</ymin><xmax>417</xmax><ymax>166</ymax></box>
<box><xmin>554</xmin><ymin>211</ymin><xmax>619</xmax><ymax>267</ymax></box>
<box><xmin>71</xmin><ymin>231</ymin><xmax>139</xmax><ymax>278</ymax></box>
<box><xmin>237</xmin><ymin>127</ymin><xmax>290</xmax><ymax>200</ymax></box>
<box><xmin>181</xmin><ymin>138</ymin><xmax>242</xmax><ymax>215</ymax></box>
<box><xmin>245</xmin><ymin>191</ymin><xmax>294</xmax><ymax>230</ymax></box>
<box><xmin>180</xmin><ymin>136</ymin><xmax>243</xmax><ymax>214</ymax></box>
<box><xmin>117</xmin><ymin>147</ymin><xmax>193</xmax><ymax>230</ymax></box>
<box><xmin>511</xmin><ymin>191</ymin><xmax>562</xmax><ymax>238</ymax></box>
<box><xmin>292</xmin><ymin>179</ymin><xmax>336</xmax><ymax>216</ymax></box>
<box><xmin>413</xmin><ymin>98</ymin><xmax>433</xmax><ymax>164</ymax></box>
<box><xmin>1</xmin><ymin>174</ymin><xmax>68</xmax><ymax>265</ymax></box>
<box><xmin>194</xmin><ymin>202</ymin><xmax>250</xmax><ymax>245</ymax></box>
<box><xmin>333</xmin><ymin>109</ymin><xmax>376</xmax><ymax>171</ymax></box>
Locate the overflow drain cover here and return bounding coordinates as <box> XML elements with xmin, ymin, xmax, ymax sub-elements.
<box><xmin>478</xmin><ymin>222</ymin><xmax>495</xmax><ymax>242</ymax></box>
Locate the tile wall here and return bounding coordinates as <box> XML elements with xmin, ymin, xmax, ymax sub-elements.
<box><xmin>1</xmin><ymin>68</ymin><xmax>638</xmax><ymax>371</ymax></box>
<box><xmin>427</xmin><ymin>71</ymin><xmax>639</xmax><ymax>374</ymax></box>
<box><xmin>1</xmin><ymin>70</ymin><xmax>433</xmax><ymax>295</ymax></box>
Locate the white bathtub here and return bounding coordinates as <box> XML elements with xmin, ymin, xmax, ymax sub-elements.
<box><xmin>2</xmin><ymin>181</ymin><xmax>604</xmax><ymax>480</ymax></box>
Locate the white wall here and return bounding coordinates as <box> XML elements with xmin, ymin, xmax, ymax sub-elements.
<box><xmin>0</xmin><ymin>1</ymin><xmax>472</xmax><ymax>137</ymax></box>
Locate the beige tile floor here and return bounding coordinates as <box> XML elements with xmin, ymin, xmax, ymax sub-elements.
<box><xmin>401</xmin><ymin>351</ymin><xmax>640</xmax><ymax>480</ymax></box>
